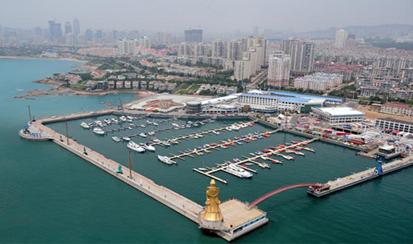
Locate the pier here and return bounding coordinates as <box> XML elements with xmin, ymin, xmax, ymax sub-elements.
<box><xmin>193</xmin><ymin>138</ymin><xmax>318</xmax><ymax>184</ymax></box>
<box><xmin>308</xmin><ymin>155</ymin><xmax>413</xmax><ymax>197</ymax></box>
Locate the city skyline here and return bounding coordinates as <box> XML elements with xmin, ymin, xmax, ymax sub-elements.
<box><xmin>0</xmin><ymin>0</ymin><xmax>412</xmax><ymax>33</ymax></box>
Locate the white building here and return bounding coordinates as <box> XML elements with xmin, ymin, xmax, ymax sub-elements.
<box><xmin>312</xmin><ymin>107</ymin><xmax>365</xmax><ymax>124</ymax></box>
<box><xmin>375</xmin><ymin>118</ymin><xmax>413</xmax><ymax>133</ymax></box>
<box><xmin>267</xmin><ymin>51</ymin><xmax>291</xmax><ymax>87</ymax></box>
<box><xmin>335</xmin><ymin>29</ymin><xmax>348</xmax><ymax>49</ymax></box>
<box><xmin>117</xmin><ymin>39</ymin><xmax>137</xmax><ymax>56</ymax></box>
<box><xmin>294</xmin><ymin>72</ymin><xmax>343</xmax><ymax>91</ymax></box>
<box><xmin>234</xmin><ymin>58</ymin><xmax>252</xmax><ymax>81</ymax></box>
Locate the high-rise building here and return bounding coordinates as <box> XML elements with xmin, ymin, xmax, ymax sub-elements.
<box><xmin>118</xmin><ymin>39</ymin><xmax>138</xmax><ymax>56</ymax></box>
<box><xmin>48</xmin><ymin>20</ymin><xmax>62</xmax><ymax>41</ymax></box>
<box><xmin>335</xmin><ymin>29</ymin><xmax>348</xmax><ymax>49</ymax></box>
<box><xmin>282</xmin><ymin>39</ymin><xmax>314</xmax><ymax>74</ymax></box>
<box><xmin>267</xmin><ymin>51</ymin><xmax>291</xmax><ymax>87</ymax></box>
<box><xmin>226</xmin><ymin>40</ymin><xmax>242</xmax><ymax>60</ymax></box>
<box><xmin>212</xmin><ymin>40</ymin><xmax>226</xmax><ymax>58</ymax></box>
<box><xmin>95</xmin><ymin>30</ymin><xmax>103</xmax><ymax>43</ymax></box>
<box><xmin>85</xmin><ymin>29</ymin><xmax>94</xmax><ymax>42</ymax></box>
<box><xmin>64</xmin><ymin>22</ymin><xmax>72</xmax><ymax>34</ymax></box>
<box><xmin>72</xmin><ymin>18</ymin><xmax>80</xmax><ymax>36</ymax></box>
<box><xmin>184</xmin><ymin>29</ymin><xmax>203</xmax><ymax>43</ymax></box>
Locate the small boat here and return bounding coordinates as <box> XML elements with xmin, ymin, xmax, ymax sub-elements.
<box><xmin>127</xmin><ymin>141</ymin><xmax>145</xmax><ymax>153</ymax></box>
<box><xmin>140</xmin><ymin>124</ymin><xmax>146</xmax><ymax>128</ymax></box>
<box><xmin>172</xmin><ymin>123</ymin><xmax>179</xmax><ymax>127</ymax></box>
<box><xmin>80</xmin><ymin>122</ymin><xmax>90</xmax><ymax>129</ymax></box>
<box><xmin>198</xmin><ymin>168</ymin><xmax>208</xmax><ymax>171</ymax></box>
<box><xmin>223</xmin><ymin>164</ymin><xmax>253</xmax><ymax>178</ymax></box>
<box><xmin>148</xmin><ymin>131</ymin><xmax>155</xmax><ymax>136</ymax></box>
<box><xmin>112</xmin><ymin>136</ymin><xmax>121</xmax><ymax>142</ymax></box>
<box><xmin>162</xmin><ymin>141</ymin><xmax>171</xmax><ymax>147</ymax></box>
<box><xmin>93</xmin><ymin>127</ymin><xmax>105</xmax><ymax>135</ymax></box>
<box><xmin>142</xmin><ymin>143</ymin><xmax>156</xmax><ymax>152</ymax></box>
<box><xmin>122</xmin><ymin>137</ymin><xmax>131</xmax><ymax>142</ymax></box>
<box><xmin>157</xmin><ymin>155</ymin><xmax>176</xmax><ymax>165</ymax></box>
<box><xmin>139</xmin><ymin>133</ymin><xmax>147</xmax><ymax>138</ymax></box>
<box><xmin>153</xmin><ymin>122</ymin><xmax>159</xmax><ymax>126</ymax></box>
<box><xmin>119</xmin><ymin>116</ymin><xmax>127</xmax><ymax>122</ymax></box>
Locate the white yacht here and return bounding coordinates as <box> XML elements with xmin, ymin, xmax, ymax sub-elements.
<box><xmin>171</xmin><ymin>123</ymin><xmax>179</xmax><ymax>127</ymax></box>
<box><xmin>157</xmin><ymin>155</ymin><xmax>176</xmax><ymax>165</ymax></box>
<box><xmin>142</xmin><ymin>143</ymin><xmax>156</xmax><ymax>152</ymax></box>
<box><xmin>127</xmin><ymin>141</ymin><xmax>145</xmax><ymax>153</ymax></box>
<box><xmin>139</xmin><ymin>133</ymin><xmax>147</xmax><ymax>138</ymax></box>
<box><xmin>122</xmin><ymin>137</ymin><xmax>131</xmax><ymax>142</ymax></box>
<box><xmin>223</xmin><ymin>164</ymin><xmax>253</xmax><ymax>178</ymax></box>
<box><xmin>119</xmin><ymin>116</ymin><xmax>127</xmax><ymax>122</ymax></box>
<box><xmin>148</xmin><ymin>131</ymin><xmax>155</xmax><ymax>136</ymax></box>
<box><xmin>112</xmin><ymin>136</ymin><xmax>121</xmax><ymax>142</ymax></box>
<box><xmin>80</xmin><ymin>122</ymin><xmax>90</xmax><ymax>129</ymax></box>
<box><xmin>93</xmin><ymin>127</ymin><xmax>105</xmax><ymax>135</ymax></box>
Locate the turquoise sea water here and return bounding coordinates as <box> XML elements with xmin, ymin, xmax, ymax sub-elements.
<box><xmin>1</xmin><ymin>58</ymin><xmax>413</xmax><ymax>243</ymax></box>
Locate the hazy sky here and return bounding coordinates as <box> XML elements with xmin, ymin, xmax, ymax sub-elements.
<box><xmin>1</xmin><ymin>0</ymin><xmax>412</xmax><ymax>33</ymax></box>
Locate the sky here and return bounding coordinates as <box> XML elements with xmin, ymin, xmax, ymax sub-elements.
<box><xmin>0</xmin><ymin>0</ymin><xmax>412</xmax><ymax>33</ymax></box>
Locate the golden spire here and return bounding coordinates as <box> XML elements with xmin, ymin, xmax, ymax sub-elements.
<box><xmin>201</xmin><ymin>179</ymin><xmax>223</xmax><ymax>222</ymax></box>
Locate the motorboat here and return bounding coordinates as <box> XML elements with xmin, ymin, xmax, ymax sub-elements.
<box><xmin>157</xmin><ymin>155</ymin><xmax>176</xmax><ymax>165</ymax></box>
<box><xmin>139</xmin><ymin>133</ymin><xmax>147</xmax><ymax>138</ymax></box>
<box><xmin>80</xmin><ymin>122</ymin><xmax>90</xmax><ymax>129</ymax></box>
<box><xmin>142</xmin><ymin>143</ymin><xmax>156</xmax><ymax>152</ymax></box>
<box><xmin>119</xmin><ymin>116</ymin><xmax>127</xmax><ymax>122</ymax></box>
<box><xmin>112</xmin><ymin>136</ymin><xmax>121</xmax><ymax>142</ymax></box>
<box><xmin>140</xmin><ymin>124</ymin><xmax>146</xmax><ymax>128</ymax></box>
<box><xmin>122</xmin><ymin>137</ymin><xmax>131</xmax><ymax>142</ymax></box>
<box><xmin>148</xmin><ymin>131</ymin><xmax>155</xmax><ymax>136</ymax></box>
<box><xmin>223</xmin><ymin>164</ymin><xmax>253</xmax><ymax>178</ymax></box>
<box><xmin>127</xmin><ymin>141</ymin><xmax>145</xmax><ymax>153</ymax></box>
<box><xmin>93</xmin><ymin>127</ymin><xmax>105</xmax><ymax>135</ymax></box>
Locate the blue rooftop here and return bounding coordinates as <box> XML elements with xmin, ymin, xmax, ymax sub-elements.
<box><xmin>240</xmin><ymin>90</ymin><xmax>343</xmax><ymax>104</ymax></box>
<box><xmin>269</xmin><ymin>90</ymin><xmax>343</xmax><ymax>103</ymax></box>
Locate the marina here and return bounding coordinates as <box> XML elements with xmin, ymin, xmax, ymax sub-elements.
<box><xmin>20</xmin><ymin>111</ymin><xmax>271</xmax><ymax>241</ymax></box>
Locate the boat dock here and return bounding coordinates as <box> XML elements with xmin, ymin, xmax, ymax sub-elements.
<box><xmin>21</xmin><ymin>111</ymin><xmax>268</xmax><ymax>241</ymax></box>
<box><xmin>149</xmin><ymin>121</ymin><xmax>256</xmax><ymax>147</ymax></box>
<box><xmin>193</xmin><ymin>138</ymin><xmax>318</xmax><ymax>184</ymax></box>
<box><xmin>167</xmin><ymin>130</ymin><xmax>279</xmax><ymax>162</ymax></box>
<box><xmin>308</xmin><ymin>155</ymin><xmax>413</xmax><ymax>197</ymax></box>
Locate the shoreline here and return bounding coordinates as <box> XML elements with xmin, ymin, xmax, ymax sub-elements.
<box><xmin>0</xmin><ymin>55</ymin><xmax>86</xmax><ymax>63</ymax></box>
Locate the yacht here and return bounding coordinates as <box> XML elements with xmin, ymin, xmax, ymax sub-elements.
<box><xmin>112</xmin><ymin>136</ymin><xmax>121</xmax><ymax>142</ymax></box>
<box><xmin>162</xmin><ymin>141</ymin><xmax>171</xmax><ymax>147</ymax></box>
<box><xmin>223</xmin><ymin>164</ymin><xmax>253</xmax><ymax>178</ymax></box>
<box><xmin>140</xmin><ymin>124</ymin><xmax>146</xmax><ymax>128</ymax></box>
<box><xmin>148</xmin><ymin>131</ymin><xmax>155</xmax><ymax>136</ymax></box>
<box><xmin>119</xmin><ymin>116</ymin><xmax>127</xmax><ymax>122</ymax></box>
<box><xmin>93</xmin><ymin>127</ymin><xmax>105</xmax><ymax>135</ymax></box>
<box><xmin>122</xmin><ymin>137</ymin><xmax>131</xmax><ymax>142</ymax></box>
<box><xmin>80</xmin><ymin>122</ymin><xmax>90</xmax><ymax>129</ymax></box>
<box><xmin>153</xmin><ymin>122</ymin><xmax>159</xmax><ymax>126</ymax></box>
<box><xmin>142</xmin><ymin>143</ymin><xmax>156</xmax><ymax>152</ymax></box>
<box><xmin>172</xmin><ymin>123</ymin><xmax>179</xmax><ymax>127</ymax></box>
<box><xmin>139</xmin><ymin>133</ymin><xmax>147</xmax><ymax>138</ymax></box>
<box><xmin>127</xmin><ymin>141</ymin><xmax>145</xmax><ymax>153</ymax></box>
<box><xmin>157</xmin><ymin>155</ymin><xmax>176</xmax><ymax>165</ymax></box>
